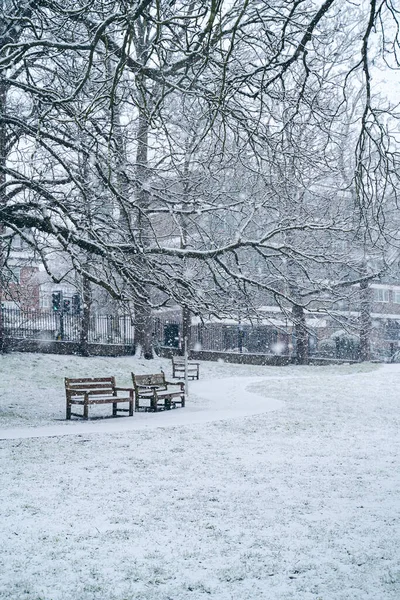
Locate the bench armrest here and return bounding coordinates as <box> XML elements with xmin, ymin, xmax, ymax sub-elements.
<box><xmin>114</xmin><ymin>387</ymin><xmax>134</xmax><ymax>392</ymax></box>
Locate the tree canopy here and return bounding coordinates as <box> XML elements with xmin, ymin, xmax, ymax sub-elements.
<box><xmin>1</xmin><ymin>0</ymin><xmax>400</xmax><ymax>321</ymax></box>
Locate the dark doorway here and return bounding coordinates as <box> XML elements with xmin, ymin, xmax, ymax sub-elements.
<box><xmin>164</xmin><ymin>323</ymin><xmax>180</xmax><ymax>348</ymax></box>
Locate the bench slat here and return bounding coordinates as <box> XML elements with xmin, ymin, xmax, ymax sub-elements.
<box><xmin>67</xmin><ymin>383</ymin><xmax>114</xmax><ymax>390</ymax></box>
<box><xmin>134</xmin><ymin>375</ymin><xmax>165</xmax><ymax>386</ymax></box>
<box><xmin>69</xmin><ymin>397</ymin><xmax>132</xmax><ymax>405</ymax></box>
<box><xmin>68</xmin><ymin>391</ymin><xmax>115</xmax><ymax>398</ymax></box>
<box><xmin>65</xmin><ymin>377</ymin><xmax>114</xmax><ymax>383</ymax></box>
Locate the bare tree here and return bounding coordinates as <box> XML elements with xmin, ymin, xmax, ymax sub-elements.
<box><xmin>1</xmin><ymin>0</ymin><xmax>400</xmax><ymax>357</ymax></box>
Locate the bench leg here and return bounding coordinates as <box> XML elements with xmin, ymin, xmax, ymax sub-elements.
<box><xmin>112</xmin><ymin>402</ymin><xmax>117</xmax><ymax>416</ymax></box>
<box><xmin>129</xmin><ymin>399</ymin><xmax>134</xmax><ymax>417</ymax></box>
<box><xmin>66</xmin><ymin>402</ymin><xmax>71</xmax><ymax>420</ymax></box>
<box><xmin>83</xmin><ymin>402</ymin><xmax>89</xmax><ymax>420</ymax></box>
<box><xmin>165</xmin><ymin>397</ymin><xmax>171</xmax><ymax>410</ymax></box>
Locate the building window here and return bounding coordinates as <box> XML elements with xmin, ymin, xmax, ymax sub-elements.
<box><xmin>375</xmin><ymin>288</ymin><xmax>389</xmax><ymax>302</ymax></box>
<box><xmin>393</xmin><ymin>291</ymin><xmax>400</xmax><ymax>304</ymax></box>
<box><xmin>41</xmin><ymin>297</ymin><xmax>50</xmax><ymax>309</ymax></box>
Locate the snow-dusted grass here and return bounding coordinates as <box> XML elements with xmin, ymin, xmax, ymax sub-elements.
<box><xmin>1</xmin><ymin>353</ymin><xmax>399</xmax><ymax>599</ymax></box>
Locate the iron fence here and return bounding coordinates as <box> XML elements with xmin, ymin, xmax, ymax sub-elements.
<box><xmin>2</xmin><ymin>306</ymin><xmax>396</xmax><ymax>361</ymax></box>
<box><xmin>5</xmin><ymin>308</ymin><xmax>372</xmax><ymax>357</ymax></box>
<box><xmin>2</xmin><ymin>309</ymin><xmax>135</xmax><ymax>345</ymax></box>
<box><xmin>2</xmin><ymin>309</ymin><xmax>290</xmax><ymax>353</ymax></box>
<box><xmin>152</xmin><ymin>317</ymin><xmax>292</xmax><ymax>354</ymax></box>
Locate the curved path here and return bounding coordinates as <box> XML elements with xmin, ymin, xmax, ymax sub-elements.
<box><xmin>0</xmin><ymin>377</ymin><xmax>283</xmax><ymax>440</ymax></box>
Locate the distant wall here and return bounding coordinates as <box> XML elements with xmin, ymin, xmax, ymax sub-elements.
<box><xmin>156</xmin><ymin>346</ymin><xmax>182</xmax><ymax>359</ymax></box>
<box><xmin>4</xmin><ymin>338</ymin><xmax>133</xmax><ymax>357</ymax></box>
<box><xmin>159</xmin><ymin>347</ymin><xmax>358</xmax><ymax>366</ymax></box>
<box><xmin>3</xmin><ymin>338</ymin><xmax>359</xmax><ymax>364</ymax></box>
<box><xmin>188</xmin><ymin>349</ymin><xmax>292</xmax><ymax>366</ymax></box>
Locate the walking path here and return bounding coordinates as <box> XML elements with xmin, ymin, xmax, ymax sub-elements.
<box><xmin>0</xmin><ymin>377</ymin><xmax>283</xmax><ymax>440</ymax></box>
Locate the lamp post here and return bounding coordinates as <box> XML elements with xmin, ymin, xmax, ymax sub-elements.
<box><xmin>238</xmin><ymin>321</ymin><xmax>243</xmax><ymax>354</ymax></box>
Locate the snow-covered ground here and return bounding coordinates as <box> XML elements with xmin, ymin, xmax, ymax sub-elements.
<box><xmin>1</xmin><ymin>353</ymin><xmax>399</xmax><ymax>599</ymax></box>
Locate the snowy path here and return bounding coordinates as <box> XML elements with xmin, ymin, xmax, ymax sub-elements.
<box><xmin>0</xmin><ymin>376</ymin><xmax>283</xmax><ymax>440</ymax></box>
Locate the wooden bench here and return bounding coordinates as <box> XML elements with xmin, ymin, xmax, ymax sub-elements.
<box><xmin>65</xmin><ymin>377</ymin><xmax>134</xmax><ymax>420</ymax></box>
<box><xmin>172</xmin><ymin>356</ymin><xmax>200</xmax><ymax>380</ymax></box>
<box><xmin>131</xmin><ymin>372</ymin><xmax>185</xmax><ymax>412</ymax></box>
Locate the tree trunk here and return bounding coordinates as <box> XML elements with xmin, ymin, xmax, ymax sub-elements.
<box><xmin>359</xmin><ymin>278</ymin><xmax>371</xmax><ymax>362</ymax></box>
<box><xmin>133</xmin><ymin>109</ymin><xmax>153</xmax><ymax>358</ymax></box>
<box><xmin>79</xmin><ymin>274</ymin><xmax>92</xmax><ymax>357</ymax></box>
<box><xmin>292</xmin><ymin>304</ymin><xmax>308</xmax><ymax>364</ymax></box>
<box><xmin>180</xmin><ymin>148</ymin><xmax>191</xmax><ymax>357</ymax></box>
<box><xmin>134</xmin><ymin>301</ymin><xmax>153</xmax><ymax>359</ymax></box>
<box><xmin>0</xmin><ymin>79</ymin><xmax>7</xmax><ymax>353</ymax></box>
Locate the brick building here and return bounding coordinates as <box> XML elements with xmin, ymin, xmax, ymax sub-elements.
<box><xmin>1</xmin><ymin>235</ymin><xmax>41</xmax><ymax>311</ymax></box>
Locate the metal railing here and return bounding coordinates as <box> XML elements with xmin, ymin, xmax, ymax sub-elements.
<box><xmin>5</xmin><ymin>308</ymin><xmax>373</xmax><ymax>358</ymax></box>
<box><xmin>1</xmin><ymin>307</ymin><xmax>395</xmax><ymax>360</ymax></box>
<box><xmin>2</xmin><ymin>309</ymin><xmax>289</xmax><ymax>352</ymax></box>
<box><xmin>153</xmin><ymin>317</ymin><xmax>291</xmax><ymax>354</ymax></box>
<box><xmin>2</xmin><ymin>309</ymin><xmax>135</xmax><ymax>345</ymax></box>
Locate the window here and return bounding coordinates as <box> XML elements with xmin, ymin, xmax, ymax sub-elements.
<box><xmin>374</xmin><ymin>288</ymin><xmax>389</xmax><ymax>303</ymax></box>
<box><xmin>393</xmin><ymin>291</ymin><xmax>400</xmax><ymax>304</ymax></box>
<box><xmin>41</xmin><ymin>297</ymin><xmax>50</xmax><ymax>309</ymax></box>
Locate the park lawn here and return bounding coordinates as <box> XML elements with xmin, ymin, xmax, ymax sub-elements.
<box><xmin>0</xmin><ymin>353</ymin><xmax>399</xmax><ymax>600</ymax></box>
